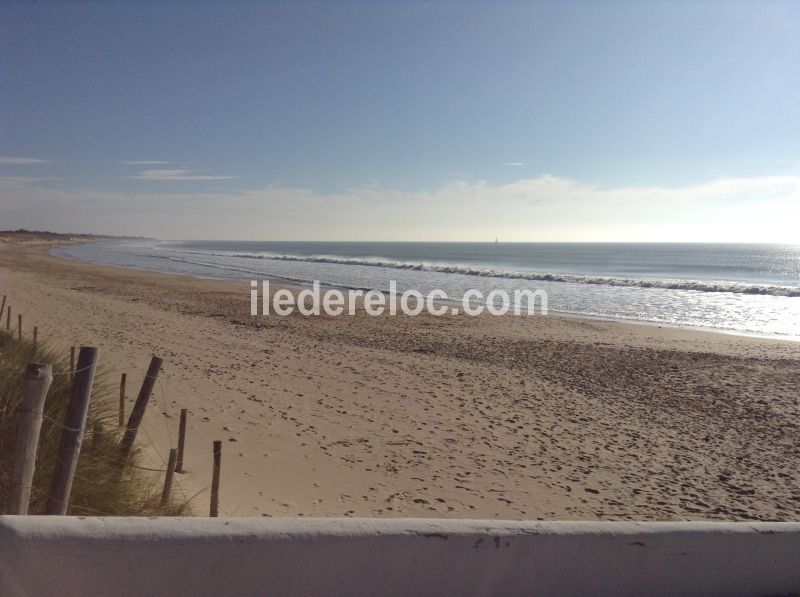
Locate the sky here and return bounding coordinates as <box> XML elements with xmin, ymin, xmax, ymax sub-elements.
<box><xmin>1</xmin><ymin>0</ymin><xmax>799</xmax><ymax>242</ymax></box>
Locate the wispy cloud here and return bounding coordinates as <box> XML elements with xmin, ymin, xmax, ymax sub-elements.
<box><xmin>0</xmin><ymin>176</ymin><xmax>61</xmax><ymax>185</ymax></box>
<box><xmin>119</xmin><ymin>160</ymin><xmax>171</xmax><ymax>165</ymax></box>
<box><xmin>0</xmin><ymin>157</ymin><xmax>50</xmax><ymax>165</ymax></box>
<box><xmin>123</xmin><ymin>169</ymin><xmax>236</xmax><ymax>181</ymax></box>
<box><xmin>502</xmin><ymin>162</ymin><xmax>524</xmax><ymax>167</ymax></box>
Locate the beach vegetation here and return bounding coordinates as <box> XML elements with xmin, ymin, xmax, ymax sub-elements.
<box><xmin>0</xmin><ymin>330</ymin><xmax>190</xmax><ymax>516</ymax></box>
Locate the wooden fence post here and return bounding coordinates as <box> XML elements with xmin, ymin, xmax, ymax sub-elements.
<box><xmin>118</xmin><ymin>373</ymin><xmax>126</xmax><ymax>427</ymax></box>
<box><xmin>161</xmin><ymin>448</ymin><xmax>178</xmax><ymax>506</ymax></box>
<box><xmin>46</xmin><ymin>346</ymin><xmax>99</xmax><ymax>515</ymax></box>
<box><xmin>17</xmin><ymin>313</ymin><xmax>22</xmax><ymax>341</ymax></box>
<box><xmin>210</xmin><ymin>440</ymin><xmax>221</xmax><ymax>517</ymax></box>
<box><xmin>119</xmin><ymin>356</ymin><xmax>163</xmax><ymax>466</ymax></box>
<box><xmin>0</xmin><ymin>295</ymin><xmax>5</xmax><ymax>323</ymax></box>
<box><xmin>5</xmin><ymin>305</ymin><xmax>9</xmax><ymax>331</ymax></box>
<box><xmin>176</xmin><ymin>408</ymin><xmax>187</xmax><ymax>473</ymax></box>
<box><xmin>32</xmin><ymin>326</ymin><xmax>38</xmax><ymax>351</ymax></box>
<box><xmin>8</xmin><ymin>363</ymin><xmax>54</xmax><ymax>515</ymax></box>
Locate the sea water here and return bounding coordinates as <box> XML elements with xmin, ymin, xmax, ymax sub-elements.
<box><xmin>53</xmin><ymin>240</ymin><xmax>800</xmax><ymax>338</ymax></box>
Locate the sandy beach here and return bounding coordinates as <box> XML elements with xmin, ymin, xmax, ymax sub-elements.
<box><xmin>1</xmin><ymin>239</ymin><xmax>798</xmax><ymax>521</ymax></box>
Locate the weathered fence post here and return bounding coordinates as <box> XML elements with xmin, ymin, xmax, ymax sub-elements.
<box><xmin>119</xmin><ymin>356</ymin><xmax>163</xmax><ymax>466</ymax></box>
<box><xmin>46</xmin><ymin>346</ymin><xmax>99</xmax><ymax>515</ymax></box>
<box><xmin>8</xmin><ymin>363</ymin><xmax>54</xmax><ymax>515</ymax></box>
<box><xmin>161</xmin><ymin>448</ymin><xmax>178</xmax><ymax>506</ymax></box>
<box><xmin>176</xmin><ymin>408</ymin><xmax>187</xmax><ymax>473</ymax></box>
<box><xmin>17</xmin><ymin>313</ymin><xmax>22</xmax><ymax>341</ymax></box>
<box><xmin>0</xmin><ymin>295</ymin><xmax>6</xmax><ymax>323</ymax></box>
<box><xmin>5</xmin><ymin>305</ymin><xmax>10</xmax><ymax>331</ymax></box>
<box><xmin>32</xmin><ymin>326</ymin><xmax>38</xmax><ymax>351</ymax></box>
<box><xmin>210</xmin><ymin>440</ymin><xmax>221</xmax><ymax>517</ymax></box>
<box><xmin>118</xmin><ymin>373</ymin><xmax>126</xmax><ymax>427</ymax></box>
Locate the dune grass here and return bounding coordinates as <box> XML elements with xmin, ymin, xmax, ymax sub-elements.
<box><xmin>0</xmin><ymin>330</ymin><xmax>189</xmax><ymax>516</ymax></box>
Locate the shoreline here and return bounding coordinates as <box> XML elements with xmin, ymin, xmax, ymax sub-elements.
<box><xmin>50</xmin><ymin>242</ymin><xmax>800</xmax><ymax>343</ymax></box>
<box><xmin>1</xmin><ymin>238</ymin><xmax>799</xmax><ymax>521</ymax></box>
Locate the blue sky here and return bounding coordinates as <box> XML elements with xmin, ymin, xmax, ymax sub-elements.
<box><xmin>1</xmin><ymin>1</ymin><xmax>799</xmax><ymax>240</ymax></box>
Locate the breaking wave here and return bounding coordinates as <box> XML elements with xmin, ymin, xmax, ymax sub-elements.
<box><xmin>164</xmin><ymin>249</ymin><xmax>800</xmax><ymax>297</ymax></box>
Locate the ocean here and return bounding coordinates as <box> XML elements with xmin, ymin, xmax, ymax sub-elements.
<box><xmin>53</xmin><ymin>240</ymin><xmax>800</xmax><ymax>339</ymax></box>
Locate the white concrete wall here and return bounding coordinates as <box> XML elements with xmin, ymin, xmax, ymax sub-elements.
<box><xmin>1</xmin><ymin>517</ymin><xmax>799</xmax><ymax>596</ymax></box>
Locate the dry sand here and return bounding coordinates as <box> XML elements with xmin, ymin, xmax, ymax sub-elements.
<box><xmin>1</xmin><ymin>239</ymin><xmax>798</xmax><ymax>521</ymax></box>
